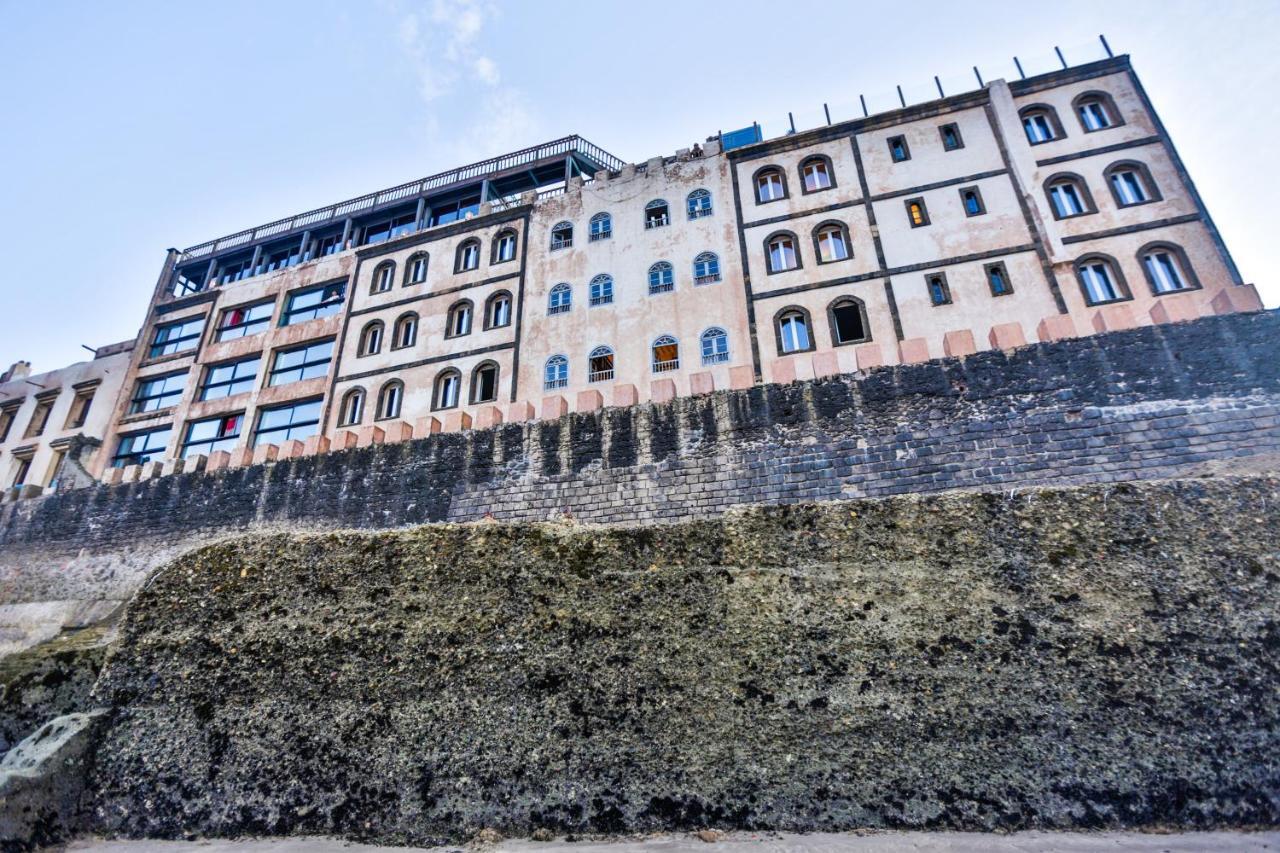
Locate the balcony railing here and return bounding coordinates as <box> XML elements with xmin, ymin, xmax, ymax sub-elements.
<box><xmin>694</xmin><ymin>273</ymin><xmax>722</xmax><ymax>285</ymax></box>
<box><xmin>649</xmin><ymin>281</ymin><xmax>674</xmax><ymax>295</ymax></box>
<box><xmin>702</xmin><ymin>350</ymin><xmax>730</xmax><ymax>365</ymax></box>
<box><xmin>589</xmin><ymin>230</ymin><xmax>611</xmax><ymax>242</ymax></box>
<box><xmin>652</xmin><ymin>358</ymin><xmax>680</xmax><ymax>373</ymax></box>
<box><xmin>589</xmin><ymin>366</ymin><xmax>614</xmax><ymax>383</ymax></box>
<box><xmin>644</xmin><ymin>214</ymin><xmax>670</xmax><ymax>230</ymax></box>
<box><xmin>544</xmin><ymin>377</ymin><xmax>568</xmax><ymax>390</ymax></box>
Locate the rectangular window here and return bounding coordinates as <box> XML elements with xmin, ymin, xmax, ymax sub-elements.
<box><xmin>0</xmin><ymin>405</ymin><xmax>19</xmax><ymax>442</ymax></box>
<box><xmin>905</xmin><ymin>198</ymin><xmax>930</xmax><ymax>227</ymax></box>
<box><xmin>939</xmin><ymin>123</ymin><xmax>963</xmax><ymax>151</ymax></box>
<box><xmin>254</xmin><ymin>399</ymin><xmax>322</xmax><ymax>446</ymax></box>
<box><xmin>985</xmin><ymin>262</ymin><xmax>1013</xmax><ymax>297</ymax></box>
<box><xmin>129</xmin><ymin>371</ymin><xmax>188</xmax><ymax>414</ymax></box>
<box><xmin>281</xmin><ymin>282</ymin><xmax>346</xmax><ymax>326</ymax></box>
<box><xmin>216</xmin><ymin>300</ymin><xmax>274</xmax><ymax>341</ymax></box>
<box><xmin>64</xmin><ymin>389</ymin><xmax>95</xmax><ymax>429</ymax></box>
<box><xmin>268</xmin><ymin>340</ymin><xmax>333</xmax><ymax>387</ymax></box>
<box><xmin>200</xmin><ymin>356</ymin><xmax>261</xmax><ymax>401</ymax></box>
<box><xmin>112</xmin><ymin>426</ymin><xmax>172</xmax><ymax>468</ymax></box>
<box><xmin>183</xmin><ymin>413</ymin><xmax>243</xmax><ymax>458</ymax></box>
<box><xmin>149</xmin><ymin>316</ymin><xmax>205</xmax><ymax>358</ymax></box>
<box><xmin>887</xmin><ymin>135</ymin><xmax>910</xmax><ymax>162</ymax></box>
<box><xmin>23</xmin><ymin>397</ymin><xmax>55</xmax><ymax>438</ymax></box>
<box><xmin>960</xmin><ymin>187</ymin><xmax>985</xmax><ymax>217</ymax></box>
<box><xmin>10</xmin><ymin>455</ymin><xmax>32</xmax><ymax>487</ymax></box>
<box><xmin>43</xmin><ymin>449</ymin><xmax>65</xmax><ymax>488</ymax></box>
<box><xmin>361</xmin><ymin>212</ymin><xmax>416</xmax><ymax>246</ymax></box>
<box><xmin>926</xmin><ymin>273</ymin><xmax>951</xmax><ymax>306</ymax></box>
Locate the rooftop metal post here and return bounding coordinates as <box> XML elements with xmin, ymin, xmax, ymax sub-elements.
<box><xmin>896</xmin><ymin>85</ymin><xmax>906</xmax><ymax>108</ymax></box>
<box><xmin>1014</xmin><ymin>56</ymin><xmax>1026</xmax><ymax>79</ymax></box>
<box><xmin>788</xmin><ymin>112</ymin><xmax>796</xmax><ymax>134</ymax></box>
<box><xmin>823</xmin><ymin>103</ymin><xmax>831</xmax><ymax>125</ymax></box>
<box><xmin>1100</xmin><ymin>34</ymin><xmax>1114</xmax><ymax>58</ymax></box>
<box><xmin>973</xmin><ymin>66</ymin><xmax>985</xmax><ymax>88</ymax></box>
<box><xmin>1055</xmin><ymin>46</ymin><xmax>1067</xmax><ymax>69</ymax></box>
<box><xmin>859</xmin><ymin>95</ymin><xmax>868</xmax><ymax>117</ymax></box>
<box><xmin>934</xmin><ymin>75</ymin><xmax>944</xmax><ymax>98</ymax></box>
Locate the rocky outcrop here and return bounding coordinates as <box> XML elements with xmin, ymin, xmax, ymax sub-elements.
<box><xmin>0</xmin><ymin>626</ymin><xmax>109</xmax><ymax>757</ymax></box>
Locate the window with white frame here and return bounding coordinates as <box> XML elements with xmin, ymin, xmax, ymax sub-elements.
<box><xmin>376</xmin><ymin>381</ymin><xmax>403</xmax><ymax>419</ymax></box>
<box><xmin>486</xmin><ymin>292</ymin><xmax>512</xmax><ymax>328</ymax></box>
<box><xmin>1108</xmin><ymin>165</ymin><xmax>1153</xmax><ymax>206</ymax></box>
<box><xmin>372</xmin><ymin>262</ymin><xmax>395</xmax><ymax>293</ymax></box>
<box><xmin>1142</xmin><ymin>246</ymin><xmax>1193</xmax><ymax>294</ymax></box>
<box><xmin>815</xmin><ymin>224</ymin><xmax>850</xmax><ymax>262</ymax></box>
<box><xmin>471</xmin><ymin>362</ymin><xmax>499</xmax><ymax>403</ymax></box>
<box><xmin>651</xmin><ymin>336</ymin><xmax>679</xmax><ymax>373</ymax></box>
<box><xmin>456</xmin><ymin>239</ymin><xmax>481</xmax><ymax>272</ymax></box>
<box><xmin>358</xmin><ymin>321</ymin><xmax>384</xmax><ymax>356</ymax></box>
<box><xmin>433</xmin><ymin>370</ymin><xmax>461</xmax><ymax>410</ymax></box>
<box><xmin>493</xmin><ymin>230</ymin><xmax>517</xmax><ymax>263</ymax></box>
<box><xmin>1047</xmin><ymin>177</ymin><xmax>1090</xmax><ymax>218</ymax></box>
<box><xmin>447</xmin><ymin>301</ymin><xmax>473</xmax><ymax>337</ymax></box>
<box><xmin>551</xmin><ymin>221</ymin><xmax>573</xmax><ymax>250</ymax></box>
<box><xmin>755</xmin><ymin>168</ymin><xmax>785</xmax><ymax>202</ymax></box>
<box><xmin>801</xmin><ymin>157</ymin><xmax>832</xmax><ymax>191</ymax></box>
<box><xmin>254</xmin><ymin>399</ymin><xmax>322</xmax><ymax>446</ymax></box>
<box><xmin>1021</xmin><ymin>107</ymin><xmax>1060</xmax><ymax>144</ymax></box>
<box><xmin>644</xmin><ymin>199</ymin><xmax>670</xmax><ymax>229</ymax></box>
<box><xmin>767</xmin><ymin>234</ymin><xmax>798</xmax><ymax>272</ymax></box>
<box><xmin>339</xmin><ymin>388</ymin><xmax>365</xmax><ymax>426</ymax></box>
<box><xmin>406</xmin><ymin>253</ymin><xmax>429</xmax><ymax>284</ymax></box>
<box><xmin>588</xmin><ymin>346</ymin><xmax>615</xmax><ymax>382</ymax></box>
<box><xmin>393</xmin><ymin>313</ymin><xmax>418</xmax><ymax>348</ymax></box>
<box><xmin>1076</xmin><ymin>257</ymin><xmax>1126</xmax><ymax>304</ymax></box>
<box><xmin>777</xmin><ymin>311</ymin><xmax>810</xmax><ymax>354</ymax></box>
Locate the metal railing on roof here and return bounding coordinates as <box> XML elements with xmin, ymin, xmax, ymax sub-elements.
<box><xmin>180</xmin><ymin>135</ymin><xmax>624</xmax><ymax>261</ymax></box>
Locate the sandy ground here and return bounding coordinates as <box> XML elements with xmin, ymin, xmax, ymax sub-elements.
<box><xmin>61</xmin><ymin>830</ymin><xmax>1280</xmax><ymax>852</ymax></box>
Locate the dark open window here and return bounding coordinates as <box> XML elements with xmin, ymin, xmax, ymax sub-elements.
<box><xmin>828</xmin><ymin>297</ymin><xmax>870</xmax><ymax>345</ymax></box>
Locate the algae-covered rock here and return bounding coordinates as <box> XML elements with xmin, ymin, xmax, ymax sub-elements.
<box><xmin>0</xmin><ymin>626</ymin><xmax>109</xmax><ymax>758</ymax></box>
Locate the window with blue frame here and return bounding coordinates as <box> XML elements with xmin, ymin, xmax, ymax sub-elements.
<box><xmin>182</xmin><ymin>414</ymin><xmax>242</xmax><ymax>458</ymax></box>
<box><xmin>149</xmin><ymin>317</ymin><xmax>205</xmax><ymax>358</ymax></box>
<box><xmin>687</xmin><ymin>189</ymin><xmax>712</xmax><ymax>219</ymax></box>
<box><xmin>701</xmin><ymin>328</ymin><xmax>729</xmax><ymax>364</ymax></box>
<box><xmin>544</xmin><ymin>355</ymin><xmax>568</xmax><ymax>389</ymax></box>
<box><xmin>693</xmin><ymin>252</ymin><xmax>721</xmax><ymax>284</ymax></box>
<box><xmin>129</xmin><ymin>371</ymin><xmax>188</xmax><ymax>414</ymax></box>
<box><xmin>589</xmin><ymin>213</ymin><xmax>612</xmax><ymax>241</ymax></box>
<box><xmin>253</xmin><ymin>399</ymin><xmax>323</xmax><ymax>446</ymax></box>
<box><xmin>200</xmin><ymin>356</ymin><xmax>261</xmax><ymax>401</ymax></box>
<box><xmin>589</xmin><ymin>274</ymin><xmax>613</xmax><ymax>306</ymax></box>
<box><xmin>549</xmin><ymin>283</ymin><xmax>572</xmax><ymax>314</ymax></box>
<box><xmin>648</xmin><ymin>262</ymin><xmax>674</xmax><ymax>294</ymax></box>
<box><xmin>281</xmin><ymin>282</ymin><xmax>345</xmax><ymax>326</ymax></box>
<box><xmin>268</xmin><ymin>340</ymin><xmax>333</xmax><ymax>386</ymax></box>
<box><xmin>216</xmin><ymin>300</ymin><xmax>274</xmax><ymax>341</ymax></box>
<box><xmin>112</xmin><ymin>426</ymin><xmax>172</xmax><ymax>468</ymax></box>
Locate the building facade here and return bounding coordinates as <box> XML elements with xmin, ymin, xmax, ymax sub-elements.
<box><xmin>62</xmin><ymin>55</ymin><xmax>1263</xmax><ymax>483</ymax></box>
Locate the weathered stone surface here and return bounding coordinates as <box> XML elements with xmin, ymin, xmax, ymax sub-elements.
<box><xmin>85</xmin><ymin>476</ymin><xmax>1280</xmax><ymax>845</ymax></box>
<box><xmin>0</xmin><ymin>710</ymin><xmax>107</xmax><ymax>851</ymax></box>
<box><xmin>0</xmin><ymin>627</ymin><xmax>109</xmax><ymax>756</ymax></box>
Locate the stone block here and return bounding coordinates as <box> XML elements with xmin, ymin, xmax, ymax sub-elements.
<box><xmin>120</xmin><ymin>464</ymin><xmax>141</xmax><ymax>483</ymax></box>
<box><xmin>897</xmin><ymin>338</ymin><xmax>931</xmax><ymax>364</ymax></box>
<box><xmin>689</xmin><ymin>372</ymin><xmax>715</xmax><ymax>395</ymax></box>
<box><xmin>302</xmin><ymin>435</ymin><xmax>331</xmax><ymax>456</ymax></box>
<box><xmin>650</xmin><ymin>379</ymin><xmax>677</xmax><ymax>403</ymax></box>
<box><xmin>541</xmin><ymin>396</ymin><xmax>567</xmax><ymax>420</ymax></box>
<box><xmin>1212</xmin><ymin>284</ymin><xmax>1264</xmax><ymax>315</ymax></box>
<box><xmin>17</xmin><ymin>484</ymin><xmax>43</xmax><ymax>500</ymax></box>
<box><xmin>383</xmin><ymin>421</ymin><xmax>414</xmax><ymax>442</ymax></box>
<box><xmin>728</xmin><ymin>366</ymin><xmax>755</xmax><ymax>390</ymax></box>
<box><xmin>988</xmin><ymin>322</ymin><xmax>1027</xmax><ymax>351</ymax></box>
<box><xmin>575</xmin><ymin>390</ymin><xmax>603</xmax><ymax>412</ymax></box>
<box><xmin>228</xmin><ymin>448</ymin><xmax>255</xmax><ymax>469</ymax></box>
<box><xmin>943</xmin><ymin>330</ymin><xmax>977</xmax><ymax>358</ymax></box>
<box><xmin>331</xmin><ymin>431</ymin><xmax>358</xmax><ymax>450</ymax></box>
<box><xmin>1092</xmin><ymin>304</ymin><xmax>1138</xmax><ymax>333</ymax></box>
<box><xmin>811</xmin><ymin>351</ymin><xmax>840</xmax><ymax>378</ymax></box>
<box><xmin>613</xmin><ymin>384</ymin><xmax>639</xmax><ymax>407</ymax></box>
<box><xmin>413</xmin><ymin>418</ymin><xmax>441</xmax><ymax>439</ymax></box>
<box><xmin>160</xmin><ymin>458</ymin><xmax>183</xmax><ymax>477</ymax></box>
<box><xmin>854</xmin><ymin>343</ymin><xmax>884</xmax><ymax>371</ymax></box>
<box><xmin>140</xmin><ymin>461</ymin><xmax>164</xmax><ymax>481</ymax></box>
<box><xmin>356</xmin><ymin>426</ymin><xmax>385</xmax><ymax>448</ymax></box>
<box><xmin>443</xmin><ymin>411</ymin><xmax>472</xmax><ymax>432</ymax></box>
<box><xmin>101</xmin><ymin>467</ymin><xmax>123</xmax><ymax>485</ymax></box>
<box><xmin>252</xmin><ymin>444</ymin><xmax>279</xmax><ymax>466</ymax></box>
<box><xmin>506</xmin><ymin>402</ymin><xmax>536</xmax><ymax>423</ymax></box>
<box><xmin>768</xmin><ymin>358</ymin><xmax>797</xmax><ymax>385</ymax></box>
<box><xmin>279</xmin><ymin>440</ymin><xmax>306</xmax><ymax>459</ymax></box>
<box><xmin>1149</xmin><ymin>296</ymin><xmax>1199</xmax><ymax>325</ymax></box>
<box><xmin>1036</xmin><ymin>314</ymin><xmax>1077</xmax><ymax>342</ymax></box>
<box><xmin>184</xmin><ymin>455</ymin><xmax>207</xmax><ymax>474</ymax></box>
<box><xmin>205</xmin><ymin>451</ymin><xmax>231</xmax><ymax>472</ymax></box>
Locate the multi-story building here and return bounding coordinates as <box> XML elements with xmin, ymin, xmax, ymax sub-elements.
<box><xmin>73</xmin><ymin>53</ymin><xmax>1260</xmax><ymax>482</ymax></box>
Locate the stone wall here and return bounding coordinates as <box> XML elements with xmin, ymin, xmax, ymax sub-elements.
<box><xmin>1</xmin><ymin>311</ymin><xmax>1278</xmax><ymax>652</ymax></box>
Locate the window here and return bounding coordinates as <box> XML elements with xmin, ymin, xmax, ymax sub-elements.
<box><xmin>645</xmin><ymin>199</ymin><xmax>670</xmax><ymax>229</ymax></box>
<box><xmin>589</xmin><ymin>274</ymin><xmax>613</xmax><ymax>306</ymax></box>
<box><xmin>112</xmin><ymin>426</ymin><xmax>171</xmax><ymax>468</ymax></box>
<box><xmin>200</xmin><ymin>357</ymin><xmax>259</xmax><ymax>401</ymax></box>
<box><xmin>1075</xmin><ymin>255</ymin><xmax>1129</xmax><ymax>305</ymax></box>
<box><xmin>814</xmin><ymin>223</ymin><xmax>851</xmax><ymax>263</ymax></box>
<box><xmin>216</xmin><ymin>300</ymin><xmax>274</xmax><ymax>342</ymax></box>
<box><xmin>905</xmin><ymin>198</ymin><xmax>929</xmax><ymax>227</ymax></box>
<box><xmin>648</xmin><ymin>262</ymin><xmax>675</xmax><ymax>295</ymax></box>
<box><xmin>393</xmin><ymin>313</ymin><xmax>418</xmax><ymax>349</ymax></box>
<box><xmin>801</xmin><ymin>157</ymin><xmax>833</xmax><ymax>193</ymax></box>
<box><xmin>360</xmin><ymin>211</ymin><xmax>416</xmax><ymax>245</ymax></box>
<box><xmin>358</xmin><ymin>321</ymin><xmax>384</xmax><ymax>356</ymax></box>
<box><xmin>22</xmin><ymin>397</ymin><xmax>54</xmax><ymax>439</ymax></box>
<box><xmin>216</xmin><ymin>255</ymin><xmax>254</xmax><ymax>286</ymax></box>
<box><xmin>887</xmin><ymin>135</ymin><xmax>910</xmax><ymax>162</ymax></box>
<box><xmin>588</xmin><ymin>346</ymin><xmax>615</xmax><ymax>382</ymax></box>
<box><xmin>130</xmin><ymin>371</ymin><xmax>187</xmax><ymax>414</ymax></box>
<box><xmin>149</xmin><ymin>316</ymin><xmax>204</xmax><ymax>358</ymax></box>
<box><xmin>828</xmin><ymin>297</ymin><xmax>870</xmax><ymax>345</ymax></box>
<box><xmin>1106</xmin><ymin>161</ymin><xmax>1158</xmax><ymax>207</ymax></box>
<box><xmin>471</xmin><ymin>362</ymin><xmax>499</xmax><ymax>403</ymax></box>
<box><xmin>446</xmin><ymin>301</ymin><xmax>473</xmax><ymax>337</ymax></box>
<box><xmin>405</xmin><ymin>252</ymin><xmax>429</xmax><ymax>285</ymax></box>
<box><xmin>940</xmin><ymin>123</ymin><xmax>964</xmax><ymax>151</ymax></box>
<box><xmin>254</xmin><ymin>399</ymin><xmax>322</xmax><ymax>446</ymax></box>
<box><xmin>433</xmin><ymin>369</ymin><xmax>461</xmax><ymax>410</ymax></box>
<box><xmin>314</xmin><ymin>230</ymin><xmax>345</xmax><ymax>258</ymax></box>
<box><xmin>700</xmin><ymin>328</ymin><xmax>729</xmax><ymax>365</ymax></box>
<box><xmin>755</xmin><ymin>168</ymin><xmax>786</xmax><ymax>203</ymax></box>
<box><xmin>1074</xmin><ymin>91</ymin><xmax>1121</xmax><ymax>133</ymax></box>
<box><xmin>1140</xmin><ymin>243</ymin><xmax>1198</xmax><ymax>294</ymax></box>
<box><xmin>492</xmin><ymin>229</ymin><xmax>518</xmax><ymax>264</ymax></box>
<box><xmin>693</xmin><ymin>252</ymin><xmax>721</xmax><ymax>284</ymax></box>
<box><xmin>64</xmin><ymin>388</ymin><xmax>95</xmax><ymax>429</ymax></box>
<box><xmin>376</xmin><ymin>380</ymin><xmax>404</xmax><ymax>420</ymax></box>
<box><xmin>339</xmin><ymin>388</ymin><xmax>365</xmax><ymax>427</ymax></box>
<box><xmin>1020</xmin><ymin>105</ymin><xmax>1063</xmax><ymax>144</ymax></box>
<box><xmin>549</xmin><ymin>283</ymin><xmax>572</xmax><ymax>315</ymax></box>
<box><xmin>182</xmin><ymin>414</ymin><xmax>242</xmax><ymax>458</ymax></box>
<box><xmin>926</xmin><ymin>273</ymin><xmax>952</xmax><ymax>306</ymax></box>
<box><xmin>371</xmin><ymin>261</ymin><xmax>395</xmax><ymax>294</ymax></box>
<box><xmin>456</xmin><ymin>238</ymin><xmax>481</xmax><ymax>272</ymax></box>
<box><xmin>589</xmin><ymin>212</ymin><xmax>612</xmax><ymax>241</ymax></box>
<box><xmin>544</xmin><ymin>355</ymin><xmax>569</xmax><ymax>390</ymax></box>
<box><xmin>0</xmin><ymin>405</ymin><xmax>18</xmax><ymax>442</ymax></box>
<box><xmin>651</xmin><ymin>336</ymin><xmax>680</xmax><ymax>373</ymax></box>
<box><xmin>766</xmin><ymin>233</ymin><xmax>799</xmax><ymax>273</ymax></box>
<box><xmin>551</xmin><ymin>221</ymin><xmax>574</xmax><ymax>250</ymax></box>
<box><xmin>776</xmin><ymin>309</ymin><xmax>811</xmax><ymax>354</ymax></box>
<box><xmin>687</xmin><ymin>189</ymin><xmax>713</xmax><ymax>219</ymax></box>
<box><xmin>281</xmin><ymin>281</ymin><xmax>345</xmax><ymax>326</ymax></box>
<box><xmin>485</xmin><ymin>292</ymin><xmax>512</xmax><ymax>329</ymax></box>
<box><xmin>1045</xmin><ymin>175</ymin><xmax>1094</xmax><ymax>219</ymax></box>
<box><xmin>960</xmin><ymin>187</ymin><xmax>985</xmax><ymax>217</ymax></box>
<box><xmin>10</xmin><ymin>455</ymin><xmax>32</xmax><ymax>488</ymax></box>
<box><xmin>268</xmin><ymin>339</ymin><xmax>334</xmax><ymax>386</ymax></box>
<box><xmin>985</xmin><ymin>262</ymin><xmax>1013</xmax><ymax>297</ymax></box>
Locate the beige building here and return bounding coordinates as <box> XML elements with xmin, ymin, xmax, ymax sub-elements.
<box><xmin>84</xmin><ymin>54</ymin><xmax>1260</xmax><ymax>481</ymax></box>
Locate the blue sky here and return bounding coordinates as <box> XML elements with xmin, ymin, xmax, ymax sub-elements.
<box><xmin>1</xmin><ymin>0</ymin><xmax>1276</xmax><ymax>371</ymax></box>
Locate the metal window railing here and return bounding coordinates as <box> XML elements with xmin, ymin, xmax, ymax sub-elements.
<box><xmin>645</xmin><ymin>213</ymin><xmax>670</xmax><ymax>230</ymax></box>
<box><xmin>589</xmin><ymin>294</ymin><xmax>612</xmax><ymax>306</ymax></box>
<box><xmin>589</xmin><ymin>229</ymin><xmax>612</xmax><ymax>242</ymax></box>
<box><xmin>702</xmin><ymin>350</ymin><xmax>730</xmax><ymax>365</ymax></box>
<box><xmin>649</xmin><ymin>281</ymin><xmax>675</xmax><ymax>295</ymax></box>
<box><xmin>589</xmin><ymin>366</ymin><xmax>614</xmax><ymax>382</ymax></box>
<box><xmin>652</xmin><ymin>358</ymin><xmax>680</xmax><ymax>373</ymax></box>
<box><xmin>688</xmin><ymin>207</ymin><xmax>713</xmax><ymax>219</ymax></box>
<box><xmin>694</xmin><ymin>273</ymin><xmax>722</xmax><ymax>285</ymax></box>
<box><xmin>544</xmin><ymin>377</ymin><xmax>568</xmax><ymax>390</ymax></box>
<box><xmin>551</xmin><ymin>237</ymin><xmax>573</xmax><ymax>250</ymax></box>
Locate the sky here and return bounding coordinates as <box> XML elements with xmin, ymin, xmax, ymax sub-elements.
<box><xmin>1</xmin><ymin>0</ymin><xmax>1277</xmax><ymax>372</ymax></box>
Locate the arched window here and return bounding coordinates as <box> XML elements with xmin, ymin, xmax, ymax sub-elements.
<box><xmin>700</xmin><ymin>328</ymin><xmax>729</xmax><ymax>365</ymax></box>
<box><xmin>1044</xmin><ymin>173</ymin><xmax>1095</xmax><ymax>220</ymax></box>
<box><xmin>1105</xmin><ymin>161</ymin><xmax>1160</xmax><ymax>207</ymax></box>
<box><xmin>1074</xmin><ymin>254</ymin><xmax>1130</xmax><ymax>306</ymax></box>
<box><xmin>549</xmin><ymin>283</ymin><xmax>572</xmax><ymax>315</ymax></box>
<box><xmin>648</xmin><ymin>261</ymin><xmax>675</xmax><ymax>295</ymax></box>
<box><xmin>485</xmin><ymin>291</ymin><xmax>512</xmax><ymax>329</ymax></box>
<box><xmin>455</xmin><ymin>238</ymin><xmax>481</xmax><ymax>272</ymax></box>
<box><xmin>1073</xmin><ymin>91</ymin><xmax>1123</xmax><ymax>133</ymax></box>
<box><xmin>693</xmin><ymin>252</ymin><xmax>721</xmax><ymax>284</ymax></box>
<box><xmin>827</xmin><ymin>297</ymin><xmax>870</xmax><ymax>346</ymax></box>
<box><xmin>589</xmin><ymin>274</ymin><xmax>613</xmax><ymax>306</ymax></box>
<box><xmin>338</xmin><ymin>388</ymin><xmax>365</xmax><ymax>427</ymax></box>
<box><xmin>491</xmin><ymin>229</ymin><xmax>518</xmax><ymax>264</ymax></box>
<box><xmin>433</xmin><ymin>369</ymin><xmax>461</xmax><ymax>410</ymax></box>
<box><xmin>775</xmin><ymin>308</ymin><xmax>812</xmax><ymax>354</ymax></box>
<box><xmin>446</xmin><ymin>300</ymin><xmax>473</xmax><ymax>338</ymax></box>
<box><xmin>376</xmin><ymin>380</ymin><xmax>403</xmax><ymax>420</ymax></box>
<box><xmin>800</xmin><ymin>156</ymin><xmax>834</xmax><ymax>193</ymax></box>
<box><xmin>589</xmin><ymin>212</ymin><xmax>612</xmax><ymax>242</ymax></box>
<box><xmin>371</xmin><ymin>261</ymin><xmax>395</xmax><ymax>294</ymax></box>
<box><xmin>550</xmin><ymin>221</ymin><xmax>573</xmax><ymax>250</ymax></box>
<box><xmin>754</xmin><ymin>167</ymin><xmax>786</xmax><ymax>203</ymax></box>
<box><xmin>652</xmin><ymin>335</ymin><xmax>680</xmax><ymax>373</ymax></box>
<box><xmin>392</xmin><ymin>312</ymin><xmax>418</xmax><ymax>349</ymax></box>
<box><xmin>404</xmin><ymin>252</ymin><xmax>429</xmax><ymax>285</ymax></box>
<box><xmin>1019</xmin><ymin>104</ymin><xmax>1064</xmax><ymax>144</ymax></box>
<box><xmin>765</xmin><ymin>232</ymin><xmax>800</xmax><ymax>273</ymax></box>
<box><xmin>687</xmin><ymin>189</ymin><xmax>713</xmax><ymax>219</ymax></box>
<box><xmin>644</xmin><ymin>199</ymin><xmax>670</xmax><ymax>229</ymax></box>
<box><xmin>1138</xmin><ymin>242</ymin><xmax>1199</xmax><ymax>295</ymax></box>
<box><xmin>813</xmin><ymin>222</ymin><xmax>851</xmax><ymax>263</ymax></box>
<box><xmin>470</xmin><ymin>361</ymin><xmax>500</xmax><ymax>403</ymax></box>
<box><xmin>588</xmin><ymin>346</ymin><xmax>615</xmax><ymax>382</ymax></box>
<box><xmin>358</xmin><ymin>320</ymin><xmax>384</xmax><ymax>356</ymax></box>
<box><xmin>544</xmin><ymin>355</ymin><xmax>569</xmax><ymax>390</ymax></box>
